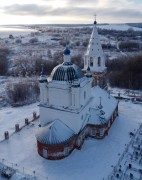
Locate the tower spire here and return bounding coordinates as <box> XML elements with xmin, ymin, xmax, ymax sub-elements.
<box><xmin>94</xmin><ymin>14</ymin><xmax>97</xmax><ymax>21</ymax></box>
<box><xmin>94</xmin><ymin>14</ymin><xmax>97</xmax><ymax>24</ymax></box>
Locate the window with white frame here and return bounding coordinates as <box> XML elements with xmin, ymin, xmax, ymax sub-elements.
<box><xmin>100</xmin><ymin>129</ymin><xmax>104</xmax><ymax>136</ymax></box>
<box><xmin>92</xmin><ymin>129</ymin><xmax>96</xmax><ymax>136</ymax></box>
<box><xmin>42</xmin><ymin>148</ymin><xmax>48</xmax><ymax>158</ymax></box>
<box><xmin>64</xmin><ymin>147</ymin><xmax>68</xmax><ymax>156</ymax></box>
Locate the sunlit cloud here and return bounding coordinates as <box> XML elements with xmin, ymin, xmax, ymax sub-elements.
<box><xmin>0</xmin><ymin>0</ymin><xmax>142</xmax><ymax>24</ymax></box>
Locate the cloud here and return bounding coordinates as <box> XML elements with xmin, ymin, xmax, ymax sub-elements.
<box><xmin>65</xmin><ymin>0</ymin><xmax>99</xmax><ymax>4</ymax></box>
<box><xmin>1</xmin><ymin>3</ymin><xmax>96</xmax><ymax>17</ymax></box>
<box><xmin>1</xmin><ymin>2</ymin><xmax>142</xmax><ymax>23</ymax></box>
<box><xmin>2</xmin><ymin>4</ymin><xmax>52</xmax><ymax>16</ymax></box>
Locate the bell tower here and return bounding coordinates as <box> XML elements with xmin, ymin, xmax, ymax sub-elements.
<box><xmin>83</xmin><ymin>15</ymin><xmax>107</xmax><ymax>89</ymax></box>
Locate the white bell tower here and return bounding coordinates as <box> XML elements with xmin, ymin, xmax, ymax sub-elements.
<box><xmin>84</xmin><ymin>15</ymin><xmax>106</xmax><ymax>73</ymax></box>
<box><xmin>83</xmin><ymin>16</ymin><xmax>107</xmax><ymax>89</ymax></box>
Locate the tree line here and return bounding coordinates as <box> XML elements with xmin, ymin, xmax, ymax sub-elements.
<box><xmin>6</xmin><ymin>79</ymin><xmax>39</xmax><ymax>107</ymax></box>
<box><xmin>4</xmin><ymin>50</ymin><xmax>83</xmax><ymax>106</ymax></box>
<box><xmin>107</xmin><ymin>54</ymin><xmax>142</xmax><ymax>90</ymax></box>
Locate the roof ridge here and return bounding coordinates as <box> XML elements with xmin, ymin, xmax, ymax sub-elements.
<box><xmin>54</xmin><ymin>119</ymin><xmax>76</xmax><ymax>134</ymax></box>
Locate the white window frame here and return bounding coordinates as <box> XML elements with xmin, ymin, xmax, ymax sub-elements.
<box><xmin>64</xmin><ymin>147</ymin><xmax>68</xmax><ymax>156</ymax></box>
<box><xmin>92</xmin><ymin>129</ymin><xmax>96</xmax><ymax>136</ymax></box>
<box><xmin>42</xmin><ymin>148</ymin><xmax>48</xmax><ymax>158</ymax></box>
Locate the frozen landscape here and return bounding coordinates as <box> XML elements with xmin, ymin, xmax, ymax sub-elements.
<box><xmin>98</xmin><ymin>24</ymin><xmax>142</xmax><ymax>31</ymax></box>
<box><xmin>0</xmin><ymin>26</ymin><xmax>35</xmax><ymax>38</ymax></box>
<box><xmin>0</xmin><ymin>23</ymin><xmax>142</xmax><ymax>179</ymax></box>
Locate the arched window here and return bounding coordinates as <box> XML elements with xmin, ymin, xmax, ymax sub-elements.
<box><xmin>90</xmin><ymin>57</ymin><xmax>93</xmax><ymax>67</ymax></box>
<box><xmin>98</xmin><ymin>57</ymin><xmax>101</xmax><ymax>66</ymax></box>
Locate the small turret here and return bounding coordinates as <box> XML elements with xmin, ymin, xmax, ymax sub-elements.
<box><xmin>86</xmin><ymin>66</ymin><xmax>92</xmax><ymax>78</ymax></box>
<box><xmin>71</xmin><ymin>74</ymin><xmax>80</xmax><ymax>109</ymax></box>
<box><xmin>39</xmin><ymin>64</ymin><xmax>48</xmax><ymax>105</ymax></box>
<box><xmin>63</xmin><ymin>47</ymin><xmax>72</xmax><ymax>65</ymax></box>
<box><xmin>94</xmin><ymin>14</ymin><xmax>97</xmax><ymax>25</ymax></box>
<box><xmin>39</xmin><ymin>64</ymin><xmax>47</xmax><ymax>83</ymax></box>
<box><xmin>72</xmin><ymin>74</ymin><xmax>80</xmax><ymax>88</ymax></box>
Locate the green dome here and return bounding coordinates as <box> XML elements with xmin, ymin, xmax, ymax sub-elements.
<box><xmin>50</xmin><ymin>63</ymin><xmax>83</xmax><ymax>82</ymax></box>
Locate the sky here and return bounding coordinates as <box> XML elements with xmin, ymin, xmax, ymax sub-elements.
<box><xmin>0</xmin><ymin>0</ymin><xmax>142</xmax><ymax>25</ymax></box>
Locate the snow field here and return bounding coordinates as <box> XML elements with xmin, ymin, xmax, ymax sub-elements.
<box><xmin>0</xmin><ymin>100</ymin><xmax>141</xmax><ymax>180</ymax></box>
<box><xmin>0</xmin><ymin>103</ymin><xmax>39</xmax><ymax>142</ymax></box>
<box><xmin>98</xmin><ymin>24</ymin><xmax>142</xmax><ymax>31</ymax></box>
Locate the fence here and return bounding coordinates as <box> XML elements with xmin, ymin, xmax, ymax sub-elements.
<box><xmin>0</xmin><ymin>158</ymin><xmax>52</xmax><ymax>180</ymax></box>
<box><xmin>0</xmin><ymin>112</ymin><xmax>39</xmax><ymax>142</ymax></box>
<box><xmin>106</xmin><ymin>124</ymin><xmax>142</xmax><ymax>180</ymax></box>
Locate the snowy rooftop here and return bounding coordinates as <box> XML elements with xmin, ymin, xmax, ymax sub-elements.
<box><xmin>89</xmin><ymin>86</ymin><xmax>118</xmax><ymax>125</ymax></box>
<box><xmin>36</xmin><ymin>119</ymin><xmax>76</xmax><ymax>145</ymax></box>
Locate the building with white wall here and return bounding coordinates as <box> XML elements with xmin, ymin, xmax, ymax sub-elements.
<box><xmin>36</xmin><ymin>47</ymin><xmax>118</xmax><ymax>160</ymax></box>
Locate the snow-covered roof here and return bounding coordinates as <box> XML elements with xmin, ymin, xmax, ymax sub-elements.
<box><xmin>86</xmin><ymin>23</ymin><xmax>104</xmax><ymax>57</ymax></box>
<box><xmin>36</xmin><ymin>119</ymin><xmax>76</xmax><ymax>145</ymax></box>
<box><xmin>89</xmin><ymin>86</ymin><xmax>118</xmax><ymax>125</ymax></box>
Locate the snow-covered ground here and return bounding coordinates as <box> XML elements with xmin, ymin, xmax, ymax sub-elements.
<box><xmin>0</xmin><ymin>26</ymin><xmax>35</xmax><ymax>38</ymax></box>
<box><xmin>98</xmin><ymin>24</ymin><xmax>142</xmax><ymax>31</ymax></box>
<box><xmin>0</xmin><ymin>100</ymin><xmax>141</xmax><ymax>180</ymax></box>
<box><xmin>0</xmin><ymin>24</ymin><xmax>142</xmax><ymax>179</ymax></box>
<box><xmin>0</xmin><ymin>103</ymin><xmax>39</xmax><ymax>141</ymax></box>
<box><xmin>109</xmin><ymin>87</ymin><xmax>142</xmax><ymax>99</ymax></box>
<box><xmin>108</xmin><ymin>124</ymin><xmax>142</xmax><ymax>179</ymax></box>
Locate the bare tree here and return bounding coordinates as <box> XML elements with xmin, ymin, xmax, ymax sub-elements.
<box><xmin>0</xmin><ymin>47</ymin><xmax>9</xmax><ymax>75</ymax></box>
<box><xmin>6</xmin><ymin>79</ymin><xmax>39</xmax><ymax>106</ymax></box>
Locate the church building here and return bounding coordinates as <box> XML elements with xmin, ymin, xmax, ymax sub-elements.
<box><xmin>36</xmin><ymin>21</ymin><xmax>118</xmax><ymax>160</ymax></box>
